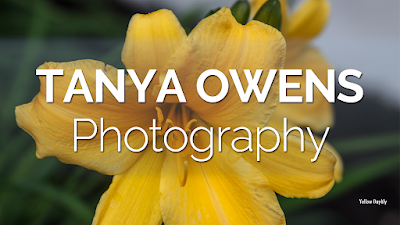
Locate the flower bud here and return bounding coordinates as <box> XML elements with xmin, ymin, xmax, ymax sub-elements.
<box><xmin>205</xmin><ymin>7</ymin><xmax>221</xmax><ymax>18</ymax></box>
<box><xmin>231</xmin><ymin>0</ymin><xmax>250</xmax><ymax>25</ymax></box>
<box><xmin>253</xmin><ymin>0</ymin><xmax>282</xmax><ymax>31</ymax></box>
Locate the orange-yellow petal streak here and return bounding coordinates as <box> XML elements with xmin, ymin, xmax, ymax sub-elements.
<box><xmin>278</xmin><ymin>46</ymin><xmax>334</xmax><ymax>131</ymax></box>
<box><xmin>121</xmin><ymin>9</ymin><xmax>188</xmax><ymax>81</ymax></box>
<box><xmin>160</xmin><ymin>139</ymin><xmax>285</xmax><ymax>225</ymax></box>
<box><xmin>15</xmin><ymin>60</ymin><xmax>157</xmax><ymax>175</ymax></box>
<box><xmin>160</xmin><ymin>7</ymin><xmax>286</xmax><ymax>132</ymax></box>
<box><xmin>266</xmin><ymin>116</ymin><xmax>343</xmax><ymax>182</ymax></box>
<box><xmin>242</xmin><ymin>130</ymin><xmax>336</xmax><ymax>198</ymax></box>
<box><xmin>92</xmin><ymin>149</ymin><xmax>165</xmax><ymax>225</ymax></box>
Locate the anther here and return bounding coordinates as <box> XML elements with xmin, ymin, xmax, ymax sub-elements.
<box><xmin>185</xmin><ymin>119</ymin><xmax>197</xmax><ymax>133</ymax></box>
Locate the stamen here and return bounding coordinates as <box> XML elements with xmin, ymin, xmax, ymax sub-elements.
<box><xmin>184</xmin><ymin>119</ymin><xmax>197</xmax><ymax>133</ymax></box>
<box><xmin>160</xmin><ymin>119</ymin><xmax>174</xmax><ymax>135</ymax></box>
<box><xmin>157</xmin><ymin>104</ymin><xmax>178</xmax><ymax>135</ymax></box>
<box><xmin>154</xmin><ymin>103</ymin><xmax>197</xmax><ymax>186</ymax></box>
<box><xmin>155</xmin><ymin>107</ymin><xmax>164</xmax><ymax>127</ymax></box>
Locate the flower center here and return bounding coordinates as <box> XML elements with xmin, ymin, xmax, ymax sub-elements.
<box><xmin>155</xmin><ymin>103</ymin><xmax>197</xmax><ymax>187</ymax></box>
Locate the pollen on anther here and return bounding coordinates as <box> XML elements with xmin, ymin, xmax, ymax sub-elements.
<box><xmin>155</xmin><ymin>107</ymin><xmax>164</xmax><ymax>125</ymax></box>
<box><xmin>185</xmin><ymin>119</ymin><xmax>197</xmax><ymax>132</ymax></box>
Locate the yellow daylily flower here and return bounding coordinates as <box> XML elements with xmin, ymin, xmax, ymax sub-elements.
<box><xmin>15</xmin><ymin>7</ymin><xmax>336</xmax><ymax>224</ymax></box>
<box><xmin>251</xmin><ymin>0</ymin><xmax>333</xmax><ymax>131</ymax></box>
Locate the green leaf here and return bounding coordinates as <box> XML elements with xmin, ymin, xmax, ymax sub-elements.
<box><xmin>11</xmin><ymin>180</ymin><xmax>93</xmax><ymax>222</ymax></box>
<box><xmin>332</xmin><ymin>132</ymin><xmax>399</xmax><ymax>155</ymax></box>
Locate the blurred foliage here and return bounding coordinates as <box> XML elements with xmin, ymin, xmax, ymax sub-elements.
<box><xmin>0</xmin><ymin>0</ymin><xmax>399</xmax><ymax>224</ymax></box>
<box><xmin>0</xmin><ymin>39</ymin><xmax>119</xmax><ymax>224</ymax></box>
<box><xmin>0</xmin><ymin>0</ymin><xmax>130</xmax><ymax>37</ymax></box>
<box><xmin>0</xmin><ymin>1</ymin><xmax>129</xmax><ymax>224</ymax></box>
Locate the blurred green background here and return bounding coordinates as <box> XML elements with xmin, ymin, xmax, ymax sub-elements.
<box><xmin>0</xmin><ymin>0</ymin><xmax>399</xmax><ymax>224</ymax></box>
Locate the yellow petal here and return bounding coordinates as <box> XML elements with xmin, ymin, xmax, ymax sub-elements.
<box><xmin>160</xmin><ymin>146</ymin><xmax>285</xmax><ymax>225</ymax></box>
<box><xmin>241</xmin><ymin>128</ymin><xmax>336</xmax><ymax>198</ymax></box>
<box><xmin>277</xmin><ymin>46</ymin><xmax>334</xmax><ymax>131</ymax></box>
<box><xmin>286</xmin><ymin>0</ymin><xmax>330</xmax><ymax>41</ymax></box>
<box><xmin>323</xmin><ymin>141</ymin><xmax>343</xmax><ymax>182</ymax></box>
<box><xmin>267</xmin><ymin>117</ymin><xmax>343</xmax><ymax>182</ymax></box>
<box><xmin>160</xmin><ymin>7</ymin><xmax>286</xmax><ymax>132</ymax></box>
<box><xmin>121</xmin><ymin>9</ymin><xmax>187</xmax><ymax>80</ymax></box>
<box><xmin>250</xmin><ymin>0</ymin><xmax>289</xmax><ymax>34</ymax></box>
<box><xmin>92</xmin><ymin>149</ymin><xmax>164</xmax><ymax>225</ymax></box>
<box><xmin>15</xmin><ymin>60</ymin><xmax>158</xmax><ymax>175</ymax></box>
